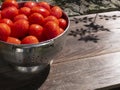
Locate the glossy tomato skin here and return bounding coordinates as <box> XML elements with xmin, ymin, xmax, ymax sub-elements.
<box><xmin>4</xmin><ymin>0</ymin><xmax>16</xmax><ymax>1</ymax></box>
<box><xmin>29</xmin><ymin>13</ymin><xmax>44</xmax><ymax>25</ymax></box>
<box><xmin>44</xmin><ymin>21</ymin><xmax>61</xmax><ymax>39</ymax></box>
<box><xmin>13</xmin><ymin>14</ymin><xmax>28</xmax><ymax>21</ymax></box>
<box><xmin>0</xmin><ymin>23</ymin><xmax>11</xmax><ymax>41</ymax></box>
<box><xmin>44</xmin><ymin>15</ymin><xmax>59</xmax><ymax>25</ymax></box>
<box><xmin>0</xmin><ymin>11</ymin><xmax>2</xmax><ymax>20</ymax></box>
<box><xmin>19</xmin><ymin>7</ymin><xmax>31</xmax><ymax>16</ymax></box>
<box><xmin>0</xmin><ymin>1</ymin><xmax>66</xmax><ymax>44</ymax></box>
<box><xmin>0</xmin><ymin>14</ymin><xmax>1</xmax><ymax>20</ymax></box>
<box><xmin>1</xmin><ymin>6</ymin><xmax>18</xmax><ymax>20</ymax></box>
<box><xmin>24</xmin><ymin>1</ymin><xmax>37</xmax><ymax>9</ymax></box>
<box><xmin>40</xmin><ymin>30</ymin><xmax>48</xmax><ymax>41</ymax></box>
<box><xmin>6</xmin><ymin>36</ymin><xmax>21</xmax><ymax>44</ymax></box>
<box><xmin>11</xmin><ymin>19</ymin><xmax>29</xmax><ymax>38</ymax></box>
<box><xmin>59</xmin><ymin>28</ymin><xmax>64</xmax><ymax>34</ymax></box>
<box><xmin>1</xmin><ymin>0</ymin><xmax>18</xmax><ymax>9</ymax></box>
<box><xmin>58</xmin><ymin>18</ymin><xmax>67</xmax><ymax>29</ymax></box>
<box><xmin>21</xmin><ymin>35</ymin><xmax>39</xmax><ymax>44</ymax></box>
<box><xmin>37</xmin><ymin>1</ymin><xmax>51</xmax><ymax>11</ymax></box>
<box><xmin>29</xmin><ymin>24</ymin><xmax>43</xmax><ymax>40</ymax></box>
<box><xmin>51</xmin><ymin>6</ymin><xmax>62</xmax><ymax>19</ymax></box>
<box><xmin>31</xmin><ymin>6</ymin><xmax>50</xmax><ymax>17</ymax></box>
<box><xmin>0</xmin><ymin>18</ymin><xmax>13</xmax><ymax>27</ymax></box>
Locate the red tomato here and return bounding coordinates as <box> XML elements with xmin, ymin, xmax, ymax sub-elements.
<box><xmin>58</xmin><ymin>18</ymin><xmax>67</xmax><ymax>29</ymax></box>
<box><xmin>4</xmin><ymin>0</ymin><xmax>16</xmax><ymax>1</ymax></box>
<box><xmin>31</xmin><ymin>6</ymin><xmax>50</xmax><ymax>17</ymax></box>
<box><xmin>40</xmin><ymin>30</ymin><xmax>48</xmax><ymax>42</ymax></box>
<box><xmin>29</xmin><ymin>13</ymin><xmax>44</xmax><ymax>25</ymax></box>
<box><xmin>0</xmin><ymin>1</ymin><xmax>67</xmax><ymax>45</ymax></box>
<box><xmin>0</xmin><ymin>18</ymin><xmax>13</xmax><ymax>27</ymax></box>
<box><xmin>0</xmin><ymin>14</ymin><xmax>2</xmax><ymax>20</ymax></box>
<box><xmin>21</xmin><ymin>35</ymin><xmax>39</xmax><ymax>44</ymax></box>
<box><xmin>24</xmin><ymin>1</ymin><xmax>37</xmax><ymax>9</ymax></box>
<box><xmin>59</xmin><ymin>28</ymin><xmax>64</xmax><ymax>34</ymax></box>
<box><xmin>1</xmin><ymin>6</ymin><xmax>18</xmax><ymax>20</ymax></box>
<box><xmin>29</xmin><ymin>24</ymin><xmax>43</xmax><ymax>40</ymax></box>
<box><xmin>51</xmin><ymin>6</ymin><xmax>63</xmax><ymax>18</ymax></box>
<box><xmin>37</xmin><ymin>1</ymin><xmax>50</xmax><ymax>11</ymax></box>
<box><xmin>11</xmin><ymin>19</ymin><xmax>29</xmax><ymax>38</ymax></box>
<box><xmin>44</xmin><ymin>21</ymin><xmax>60</xmax><ymax>39</ymax></box>
<box><xmin>0</xmin><ymin>10</ymin><xmax>2</xmax><ymax>19</ymax></box>
<box><xmin>19</xmin><ymin>7</ymin><xmax>31</xmax><ymax>16</ymax></box>
<box><xmin>0</xmin><ymin>23</ymin><xmax>11</xmax><ymax>41</ymax></box>
<box><xmin>6</xmin><ymin>37</ymin><xmax>21</xmax><ymax>44</ymax></box>
<box><xmin>14</xmin><ymin>14</ymin><xmax>28</xmax><ymax>21</ymax></box>
<box><xmin>1</xmin><ymin>0</ymin><xmax>18</xmax><ymax>9</ymax></box>
<box><xmin>44</xmin><ymin>15</ymin><xmax>59</xmax><ymax>25</ymax></box>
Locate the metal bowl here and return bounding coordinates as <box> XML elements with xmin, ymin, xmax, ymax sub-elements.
<box><xmin>0</xmin><ymin>1</ymin><xmax>70</xmax><ymax>73</ymax></box>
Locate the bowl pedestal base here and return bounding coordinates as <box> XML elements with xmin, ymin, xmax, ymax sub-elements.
<box><xmin>14</xmin><ymin>60</ymin><xmax>53</xmax><ymax>73</ymax></box>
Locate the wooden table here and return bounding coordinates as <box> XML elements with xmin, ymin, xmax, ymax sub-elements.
<box><xmin>1</xmin><ymin>11</ymin><xmax>120</xmax><ymax>90</ymax></box>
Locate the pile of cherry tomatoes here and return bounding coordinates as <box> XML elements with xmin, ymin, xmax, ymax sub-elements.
<box><xmin>0</xmin><ymin>0</ymin><xmax>67</xmax><ymax>44</ymax></box>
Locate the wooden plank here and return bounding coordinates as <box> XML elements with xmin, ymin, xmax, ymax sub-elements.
<box><xmin>40</xmin><ymin>52</ymin><xmax>120</xmax><ymax>90</ymax></box>
<box><xmin>53</xmin><ymin>11</ymin><xmax>120</xmax><ymax>64</ymax></box>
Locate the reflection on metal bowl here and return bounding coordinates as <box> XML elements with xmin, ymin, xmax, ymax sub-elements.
<box><xmin>0</xmin><ymin>1</ymin><xmax>70</xmax><ymax>73</ymax></box>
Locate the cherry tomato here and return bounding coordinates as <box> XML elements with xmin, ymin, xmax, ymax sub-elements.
<box><xmin>31</xmin><ymin>6</ymin><xmax>50</xmax><ymax>17</ymax></box>
<box><xmin>0</xmin><ymin>1</ymin><xmax>66</xmax><ymax>44</ymax></box>
<box><xmin>21</xmin><ymin>35</ymin><xmax>39</xmax><ymax>44</ymax></box>
<box><xmin>44</xmin><ymin>15</ymin><xmax>59</xmax><ymax>25</ymax></box>
<box><xmin>11</xmin><ymin>19</ymin><xmax>29</xmax><ymax>38</ymax></box>
<box><xmin>0</xmin><ymin>14</ymin><xmax>2</xmax><ymax>20</ymax></box>
<box><xmin>4</xmin><ymin>0</ymin><xmax>16</xmax><ymax>1</ymax></box>
<box><xmin>24</xmin><ymin>1</ymin><xmax>37</xmax><ymax>9</ymax></box>
<box><xmin>29</xmin><ymin>24</ymin><xmax>43</xmax><ymax>40</ymax></box>
<box><xmin>58</xmin><ymin>18</ymin><xmax>67</xmax><ymax>29</ymax></box>
<box><xmin>37</xmin><ymin>1</ymin><xmax>50</xmax><ymax>11</ymax></box>
<box><xmin>1</xmin><ymin>0</ymin><xmax>18</xmax><ymax>9</ymax></box>
<box><xmin>6</xmin><ymin>37</ymin><xmax>21</xmax><ymax>44</ymax></box>
<box><xmin>19</xmin><ymin>7</ymin><xmax>31</xmax><ymax>16</ymax></box>
<box><xmin>0</xmin><ymin>23</ymin><xmax>11</xmax><ymax>41</ymax></box>
<box><xmin>29</xmin><ymin>13</ymin><xmax>44</xmax><ymax>25</ymax></box>
<box><xmin>59</xmin><ymin>28</ymin><xmax>64</xmax><ymax>34</ymax></box>
<box><xmin>51</xmin><ymin>6</ymin><xmax>62</xmax><ymax>18</ymax></box>
<box><xmin>0</xmin><ymin>18</ymin><xmax>13</xmax><ymax>27</ymax></box>
<box><xmin>40</xmin><ymin>30</ymin><xmax>48</xmax><ymax>42</ymax></box>
<box><xmin>14</xmin><ymin>14</ymin><xmax>28</xmax><ymax>21</ymax></box>
<box><xmin>44</xmin><ymin>21</ymin><xmax>60</xmax><ymax>39</ymax></box>
<box><xmin>1</xmin><ymin>6</ymin><xmax>18</xmax><ymax>20</ymax></box>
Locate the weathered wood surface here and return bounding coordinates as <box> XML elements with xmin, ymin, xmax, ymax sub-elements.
<box><xmin>1</xmin><ymin>11</ymin><xmax>120</xmax><ymax>90</ymax></box>
<box><xmin>54</xmin><ymin>11</ymin><xmax>120</xmax><ymax>64</ymax></box>
<box><xmin>40</xmin><ymin>52</ymin><xmax>120</xmax><ymax>90</ymax></box>
<box><xmin>39</xmin><ymin>11</ymin><xmax>120</xmax><ymax>90</ymax></box>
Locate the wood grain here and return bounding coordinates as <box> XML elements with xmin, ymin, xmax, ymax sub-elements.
<box><xmin>53</xmin><ymin>11</ymin><xmax>120</xmax><ymax>64</ymax></box>
<box><xmin>40</xmin><ymin>52</ymin><xmax>120</xmax><ymax>90</ymax></box>
<box><xmin>39</xmin><ymin>11</ymin><xmax>120</xmax><ymax>90</ymax></box>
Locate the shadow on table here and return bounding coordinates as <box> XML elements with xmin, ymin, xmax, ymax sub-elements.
<box><xmin>16</xmin><ymin>65</ymin><xmax>50</xmax><ymax>90</ymax></box>
<box><xmin>68</xmin><ymin>14</ymin><xmax>120</xmax><ymax>43</ymax></box>
<box><xmin>0</xmin><ymin>60</ymin><xmax>50</xmax><ymax>90</ymax></box>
